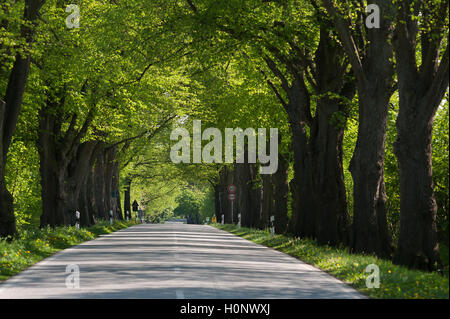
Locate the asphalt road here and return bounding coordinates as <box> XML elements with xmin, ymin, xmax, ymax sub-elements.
<box><xmin>0</xmin><ymin>223</ymin><xmax>364</xmax><ymax>299</ymax></box>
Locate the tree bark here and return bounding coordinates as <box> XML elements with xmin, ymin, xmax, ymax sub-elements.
<box><xmin>93</xmin><ymin>142</ymin><xmax>108</xmax><ymax>220</ymax></box>
<box><xmin>265</xmin><ymin>27</ymin><xmax>352</xmax><ymax>246</ymax></box>
<box><xmin>66</xmin><ymin>141</ymin><xmax>98</xmax><ymax>226</ymax></box>
<box><xmin>273</xmin><ymin>152</ymin><xmax>288</xmax><ymax>234</ymax></box>
<box><xmin>260</xmin><ymin>173</ymin><xmax>273</xmax><ymax>230</ymax></box>
<box><xmin>235</xmin><ymin>162</ymin><xmax>252</xmax><ymax>227</ymax></box>
<box><xmin>124</xmin><ymin>178</ymin><xmax>131</xmax><ymax>220</ymax></box>
<box><xmin>348</xmin><ymin>90</ymin><xmax>393</xmax><ymax>257</ymax></box>
<box><xmin>248</xmin><ymin>163</ymin><xmax>262</xmax><ymax>229</ymax></box>
<box><xmin>394</xmin><ymin>116</ymin><xmax>441</xmax><ymax>270</ymax></box>
<box><xmin>323</xmin><ymin>0</ymin><xmax>396</xmax><ymax>257</ymax></box>
<box><xmin>213</xmin><ymin>183</ymin><xmax>222</xmax><ymax>222</ymax></box>
<box><xmin>38</xmin><ymin>87</ymin><xmax>94</xmax><ymax>228</ymax></box>
<box><xmin>0</xmin><ymin>0</ymin><xmax>46</xmax><ymax>237</ymax></box>
<box><xmin>392</xmin><ymin>2</ymin><xmax>448</xmax><ymax>269</ymax></box>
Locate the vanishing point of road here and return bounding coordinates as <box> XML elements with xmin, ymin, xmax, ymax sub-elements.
<box><xmin>0</xmin><ymin>223</ymin><xmax>364</xmax><ymax>299</ymax></box>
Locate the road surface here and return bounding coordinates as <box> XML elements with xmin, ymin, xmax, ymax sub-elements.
<box><xmin>0</xmin><ymin>224</ymin><xmax>364</xmax><ymax>299</ymax></box>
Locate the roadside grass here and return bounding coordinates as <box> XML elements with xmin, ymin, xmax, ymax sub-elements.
<box><xmin>0</xmin><ymin>220</ymin><xmax>136</xmax><ymax>282</ymax></box>
<box><xmin>212</xmin><ymin>224</ymin><xmax>449</xmax><ymax>299</ymax></box>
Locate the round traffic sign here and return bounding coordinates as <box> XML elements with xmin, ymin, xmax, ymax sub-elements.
<box><xmin>228</xmin><ymin>184</ymin><xmax>237</xmax><ymax>194</ymax></box>
<box><xmin>228</xmin><ymin>193</ymin><xmax>236</xmax><ymax>201</ymax></box>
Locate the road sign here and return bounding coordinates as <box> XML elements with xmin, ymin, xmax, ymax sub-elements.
<box><xmin>270</xmin><ymin>215</ymin><xmax>275</xmax><ymax>237</ymax></box>
<box><xmin>227</xmin><ymin>184</ymin><xmax>237</xmax><ymax>194</ymax></box>
<box><xmin>132</xmin><ymin>200</ymin><xmax>139</xmax><ymax>212</ymax></box>
<box><xmin>228</xmin><ymin>193</ymin><xmax>236</xmax><ymax>201</ymax></box>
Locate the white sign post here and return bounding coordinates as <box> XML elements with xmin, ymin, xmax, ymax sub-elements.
<box><xmin>221</xmin><ymin>214</ymin><xmax>224</xmax><ymax>225</ymax></box>
<box><xmin>75</xmin><ymin>211</ymin><xmax>80</xmax><ymax>229</ymax></box>
<box><xmin>227</xmin><ymin>184</ymin><xmax>237</xmax><ymax>226</ymax></box>
<box><xmin>270</xmin><ymin>215</ymin><xmax>275</xmax><ymax>237</ymax></box>
<box><xmin>238</xmin><ymin>213</ymin><xmax>241</xmax><ymax>229</ymax></box>
<box><xmin>109</xmin><ymin>210</ymin><xmax>113</xmax><ymax>225</ymax></box>
<box><xmin>126</xmin><ymin>211</ymin><xmax>129</xmax><ymax>222</ymax></box>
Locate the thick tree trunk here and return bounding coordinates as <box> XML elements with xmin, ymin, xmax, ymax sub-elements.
<box><xmin>93</xmin><ymin>143</ymin><xmax>108</xmax><ymax>220</ymax></box>
<box><xmin>124</xmin><ymin>178</ymin><xmax>131</xmax><ymax>220</ymax></box>
<box><xmin>310</xmin><ymin>95</ymin><xmax>350</xmax><ymax>246</ymax></box>
<box><xmin>0</xmin><ymin>173</ymin><xmax>15</xmax><ymax>238</ymax></box>
<box><xmin>224</xmin><ymin>166</ymin><xmax>233</xmax><ymax>224</ymax></box>
<box><xmin>391</xmin><ymin>3</ymin><xmax>448</xmax><ymax>270</ymax></box>
<box><xmin>235</xmin><ymin>162</ymin><xmax>251</xmax><ymax>227</ymax></box>
<box><xmin>248</xmin><ymin>163</ymin><xmax>262</xmax><ymax>229</ymax></box>
<box><xmin>218</xmin><ymin>166</ymin><xmax>232</xmax><ymax>223</ymax></box>
<box><xmin>66</xmin><ymin>141</ymin><xmax>98</xmax><ymax>226</ymax></box>
<box><xmin>394</xmin><ymin>116</ymin><xmax>441</xmax><ymax>270</ymax></box>
<box><xmin>213</xmin><ymin>183</ymin><xmax>222</xmax><ymax>222</ymax></box>
<box><xmin>265</xmin><ymin>28</ymin><xmax>353</xmax><ymax>246</ymax></box>
<box><xmin>288</xmin><ymin>121</ymin><xmax>316</xmax><ymax>239</ymax></box>
<box><xmin>0</xmin><ymin>101</ymin><xmax>15</xmax><ymax>238</ymax></box>
<box><xmin>92</xmin><ymin>144</ymin><xmax>122</xmax><ymax>221</ymax></box>
<box><xmin>38</xmin><ymin>104</ymin><xmax>70</xmax><ymax>227</ymax></box>
<box><xmin>112</xmin><ymin>160</ymin><xmax>123</xmax><ymax>220</ymax></box>
<box><xmin>260</xmin><ymin>173</ymin><xmax>273</xmax><ymax>230</ymax></box>
<box><xmin>38</xmin><ymin>86</ymin><xmax>95</xmax><ymax>228</ymax></box>
<box><xmin>85</xmin><ymin>159</ymin><xmax>98</xmax><ymax>225</ymax></box>
<box><xmin>323</xmin><ymin>0</ymin><xmax>395</xmax><ymax>257</ymax></box>
<box><xmin>349</xmin><ymin>90</ymin><xmax>393</xmax><ymax>258</ymax></box>
<box><xmin>273</xmin><ymin>153</ymin><xmax>288</xmax><ymax>234</ymax></box>
<box><xmin>0</xmin><ymin>1</ymin><xmax>46</xmax><ymax>237</ymax></box>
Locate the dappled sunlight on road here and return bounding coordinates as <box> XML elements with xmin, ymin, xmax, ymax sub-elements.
<box><xmin>0</xmin><ymin>224</ymin><xmax>364</xmax><ymax>299</ymax></box>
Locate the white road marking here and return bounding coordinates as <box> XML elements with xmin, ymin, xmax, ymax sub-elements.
<box><xmin>176</xmin><ymin>289</ymin><xmax>185</xmax><ymax>299</ymax></box>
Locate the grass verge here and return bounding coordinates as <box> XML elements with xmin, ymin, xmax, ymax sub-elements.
<box><xmin>212</xmin><ymin>224</ymin><xmax>449</xmax><ymax>299</ymax></box>
<box><xmin>0</xmin><ymin>220</ymin><xmax>137</xmax><ymax>282</ymax></box>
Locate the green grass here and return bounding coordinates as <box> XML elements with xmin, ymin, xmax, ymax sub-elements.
<box><xmin>0</xmin><ymin>220</ymin><xmax>136</xmax><ymax>282</ymax></box>
<box><xmin>213</xmin><ymin>224</ymin><xmax>449</xmax><ymax>299</ymax></box>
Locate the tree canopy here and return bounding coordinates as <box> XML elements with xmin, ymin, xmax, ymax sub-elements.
<box><xmin>0</xmin><ymin>0</ymin><xmax>448</xmax><ymax>272</ymax></box>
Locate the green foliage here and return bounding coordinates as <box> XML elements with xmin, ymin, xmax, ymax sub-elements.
<box><xmin>4</xmin><ymin>140</ymin><xmax>41</xmax><ymax>228</ymax></box>
<box><xmin>433</xmin><ymin>96</ymin><xmax>449</xmax><ymax>242</ymax></box>
<box><xmin>173</xmin><ymin>186</ymin><xmax>212</xmax><ymax>224</ymax></box>
<box><xmin>1</xmin><ymin>0</ymin><xmax>448</xmax><ymax>292</ymax></box>
<box><xmin>147</xmin><ymin>209</ymin><xmax>175</xmax><ymax>224</ymax></box>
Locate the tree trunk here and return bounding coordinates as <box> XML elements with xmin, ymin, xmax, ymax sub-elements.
<box><xmin>310</xmin><ymin>93</ymin><xmax>350</xmax><ymax>246</ymax></box>
<box><xmin>288</xmin><ymin>120</ymin><xmax>316</xmax><ymax>239</ymax></box>
<box><xmin>112</xmin><ymin>159</ymin><xmax>123</xmax><ymax>220</ymax></box>
<box><xmin>269</xmin><ymin>31</ymin><xmax>352</xmax><ymax>243</ymax></box>
<box><xmin>260</xmin><ymin>173</ymin><xmax>273</xmax><ymax>230</ymax></box>
<box><xmin>236</xmin><ymin>162</ymin><xmax>251</xmax><ymax>227</ymax></box>
<box><xmin>38</xmin><ymin>103</ymin><xmax>70</xmax><ymax>227</ymax></box>
<box><xmin>273</xmin><ymin>153</ymin><xmax>288</xmax><ymax>234</ymax></box>
<box><xmin>213</xmin><ymin>183</ymin><xmax>222</xmax><ymax>222</ymax></box>
<box><xmin>0</xmin><ymin>101</ymin><xmax>15</xmax><ymax>238</ymax></box>
<box><xmin>38</xmin><ymin>87</ymin><xmax>94</xmax><ymax>228</ymax></box>
<box><xmin>223</xmin><ymin>166</ymin><xmax>233</xmax><ymax>224</ymax></box>
<box><xmin>66</xmin><ymin>141</ymin><xmax>98</xmax><ymax>226</ymax></box>
<box><xmin>349</xmin><ymin>89</ymin><xmax>393</xmax><ymax>258</ymax></box>
<box><xmin>391</xmin><ymin>2</ymin><xmax>448</xmax><ymax>270</ymax></box>
<box><xmin>0</xmin><ymin>0</ymin><xmax>46</xmax><ymax>237</ymax></box>
<box><xmin>124</xmin><ymin>178</ymin><xmax>131</xmax><ymax>220</ymax></box>
<box><xmin>323</xmin><ymin>0</ymin><xmax>395</xmax><ymax>257</ymax></box>
<box><xmin>394</xmin><ymin>114</ymin><xmax>441</xmax><ymax>270</ymax></box>
<box><xmin>248</xmin><ymin>163</ymin><xmax>262</xmax><ymax>229</ymax></box>
<box><xmin>85</xmin><ymin>158</ymin><xmax>98</xmax><ymax>225</ymax></box>
<box><xmin>93</xmin><ymin>143</ymin><xmax>108</xmax><ymax>220</ymax></box>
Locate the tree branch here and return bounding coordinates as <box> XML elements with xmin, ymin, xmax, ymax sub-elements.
<box><xmin>321</xmin><ymin>0</ymin><xmax>364</xmax><ymax>84</ymax></box>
